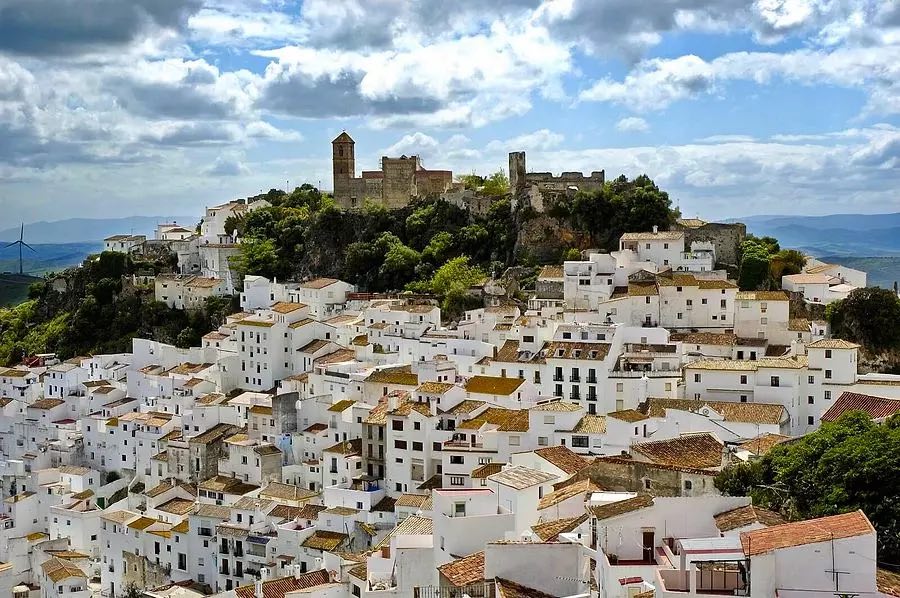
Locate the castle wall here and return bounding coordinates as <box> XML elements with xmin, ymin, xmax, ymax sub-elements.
<box><xmin>525</xmin><ymin>171</ymin><xmax>606</xmax><ymax>193</ymax></box>
<box><xmin>416</xmin><ymin>170</ymin><xmax>453</xmax><ymax>196</ymax></box>
<box><xmin>674</xmin><ymin>221</ymin><xmax>747</xmax><ymax>267</ymax></box>
<box><xmin>381</xmin><ymin>157</ymin><xmax>419</xmax><ymax>209</ymax></box>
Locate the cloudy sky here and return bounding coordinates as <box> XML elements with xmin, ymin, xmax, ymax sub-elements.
<box><xmin>1</xmin><ymin>0</ymin><xmax>899</xmax><ymax>224</ymax></box>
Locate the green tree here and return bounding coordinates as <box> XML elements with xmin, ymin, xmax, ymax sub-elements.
<box><xmin>230</xmin><ymin>238</ymin><xmax>281</xmax><ymax>281</ymax></box>
<box><xmin>827</xmin><ymin>287</ymin><xmax>900</xmax><ymax>350</ymax></box>
<box><xmin>716</xmin><ymin>411</ymin><xmax>900</xmax><ymax>562</ymax></box>
<box><xmin>769</xmin><ymin>249</ymin><xmax>806</xmax><ymax>280</ymax></box>
<box><xmin>482</xmin><ymin>170</ymin><xmax>510</xmax><ymax>197</ymax></box>
<box><xmin>738</xmin><ymin>240</ymin><xmax>773</xmax><ymax>290</ymax></box>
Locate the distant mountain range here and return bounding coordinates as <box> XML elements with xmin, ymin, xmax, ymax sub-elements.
<box><xmin>725</xmin><ymin>212</ymin><xmax>900</xmax><ymax>289</ymax></box>
<box><xmin>0</xmin><ymin>216</ymin><xmax>194</xmax><ymax>245</ymax></box>
<box><xmin>728</xmin><ymin>212</ymin><xmax>900</xmax><ymax>257</ymax></box>
<box><xmin>0</xmin><ymin>242</ymin><xmax>102</xmax><ymax>276</ymax></box>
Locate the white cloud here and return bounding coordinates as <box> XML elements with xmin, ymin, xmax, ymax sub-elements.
<box><xmin>615</xmin><ymin>117</ymin><xmax>650</xmax><ymax>132</ymax></box>
<box><xmin>486</xmin><ymin>129</ymin><xmax>565</xmax><ymax>152</ymax></box>
<box><xmin>382</xmin><ymin>132</ymin><xmax>441</xmax><ymax>158</ymax></box>
<box><xmin>206</xmin><ymin>154</ymin><xmax>250</xmax><ymax>176</ymax></box>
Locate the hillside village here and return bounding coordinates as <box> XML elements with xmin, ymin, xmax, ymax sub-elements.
<box><xmin>0</xmin><ymin>136</ymin><xmax>897</xmax><ymax>598</ymax></box>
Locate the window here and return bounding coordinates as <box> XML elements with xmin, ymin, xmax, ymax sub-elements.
<box><xmin>393</xmin><ymin>440</ymin><xmax>407</xmax><ymax>450</ymax></box>
<box><xmin>808</xmin><ymin>375</ymin><xmax>814</xmax><ymax>384</ymax></box>
<box><xmin>454</xmin><ymin>502</ymin><xmax>466</xmax><ymax>517</ymax></box>
<box><xmin>644</xmin><ymin>479</ymin><xmax>651</xmax><ymax>489</ymax></box>
<box><xmin>770</xmin><ymin>376</ymin><xmax>780</xmax><ymax>387</ymax></box>
<box><xmin>392</xmin><ymin>420</ymin><xmax>403</xmax><ymax>431</ymax></box>
<box><xmin>616</xmin><ymin>383</ymin><xmax>624</xmax><ymax>392</ymax></box>
<box><xmin>825</xmin><ymin>349</ymin><xmax>832</xmax><ymax>358</ymax></box>
<box><xmin>825</xmin><ymin>369</ymin><xmax>832</xmax><ymax>379</ymax></box>
<box><xmin>413</xmin><ymin>421</ymin><xmax>421</xmax><ymax>431</ymax></box>
<box><xmin>807</xmin><ymin>416</ymin><xmax>814</xmax><ymax>425</ymax></box>
<box><xmin>411</xmin><ymin>441</ymin><xmax>423</xmax><ymax>451</ymax></box>
<box><xmin>538</xmin><ymin>436</ymin><xmax>548</xmax><ymax>446</ymax></box>
<box><xmin>450</xmin><ymin>455</ymin><xmax>464</xmax><ymax>465</ymax></box>
<box><xmin>508</xmin><ymin>436</ymin><xmax>520</xmax><ymax>446</ymax></box>
<box><xmin>684</xmin><ymin>480</ymin><xmax>693</xmax><ymax>491</ymax></box>
<box><xmin>543</xmin><ymin>415</ymin><xmax>555</xmax><ymax>425</ymax></box>
<box><xmin>449</xmin><ymin>476</ymin><xmax>464</xmax><ymax>486</ymax></box>
<box><xmin>825</xmin><ymin>390</ymin><xmax>832</xmax><ymax>400</ymax></box>
<box><xmin>740</xmin><ymin>375</ymin><xmax>747</xmax><ymax>384</ymax></box>
<box><xmin>571</xmin><ymin>436</ymin><xmax>588</xmax><ymax>448</ymax></box>
<box><xmin>808</xmin><ymin>396</ymin><xmax>814</xmax><ymax>404</ymax></box>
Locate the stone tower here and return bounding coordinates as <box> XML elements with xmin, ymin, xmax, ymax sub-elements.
<box><xmin>509</xmin><ymin>151</ymin><xmax>526</xmax><ymax>196</ymax></box>
<box><xmin>332</xmin><ymin>132</ymin><xmax>355</xmax><ymax>203</ymax></box>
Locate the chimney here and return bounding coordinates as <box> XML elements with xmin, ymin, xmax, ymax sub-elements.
<box><xmin>652</xmin><ymin>225</ymin><xmax>658</xmax><ymax>234</ymax></box>
<box><xmin>639</xmin><ymin>374</ymin><xmax>649</xmax><ymax>404</ymax></box>
<box><xmin>387</xmin><ymin>393</ymin><xmax>400</xmax><ymax>412</ymax></box>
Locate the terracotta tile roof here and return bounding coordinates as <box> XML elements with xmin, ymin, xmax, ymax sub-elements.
<box><xmin>254</xmin><ymin>444</ymin><xmax>282</xmax><ymax>456</ymax></box>
<box><xmin>249</xmin><ymin>405</ymin><xmax>273</xmax><ymax>415</ymax></box>
<box><xmin>534</xmin><ymin>445</ymin><xmax>590</xmax><ymax>474</ymax></box>
<box><xmin>714</xmin><ymin>505</ymin><xmax>785</xmax><ymax>532</ymax></box>
<box><xmin>465</xmin><ymin>375</ymin><xmax>525</xmax><ymax>396</ymax></box>
<box><xmin>492</xmin><ymin>339</ymin><xmax>546</xmax><ymax>364</ymax></box>
<box><xmin>822</xmin><ymin>392</ymin><xmax>900</xmax><ymax>422</ymax></box>
<box><xmin>372</xmin><ymin>496</ymin><xmax>397</xmax><ymax>512</ymax></box>
<box><xmin>41</xmin><ymin>557</ymin><xmax>87</xmax><ymax>582</ymax></box>
<box><xmin>488</xmin><ymin>465</ymin><xmax>558</xmax><ymax>490</ymax></box>
<box><xmin>567</xmin><ymin>415</ymin><xmax>607</xmax><ymax>434</ymax></box>
<box><xmin>194</xmin><ymin>503</ymin><xmax>232</xmax><ymax>519</ymax></box>
<box><xmin>395</xmin><ymin>493</ymin><xmax>429</xmax><ymax>508</ymax></box>
<box><xmin>531</xmin><ymin>513</ymin><xmax>590</xmax><ymax>541</ymax></box>
<box><xmin>234</xmin><ymin>570</ymin><xmax>331</xmax><ymax>598</ymax></box>
<box><xmin>389</xmin><ymin>399</ymin><xmax>433</xmax><ymax>417</ymax></box>
<box><xmin>539</xmin><ymin>265</ymin><xmax>564</xmax><ymax>279</ymax></box>
<box><xmin>631</xmin><ymin>433</ymin><xmax>724</xmax><ymax>470</ymax></box>
<box><xmin>472</xmin><ymin>462</ymin><xmax>504</xmax><ymax>479</ymax></box>
<box><xmin>324</xmin><ymin>506</ymin><xmax>359</xmax><ymax>516</ymax></box>
<box><xmin>740</xmin><ymin>510</ymin><xmax>874</xmax><ymax>556</ymax></box>
<box><xmin>171</xmin><ymin>519</ymin><xmax>189</xmax><ymax>533</ymax></box>
<box><xmin>735</xmin><ymin>433</ymin><xmax>791</xmax><ymax>456</ymax></box>
<box><xmin>299</xmin><ymin>277</ymin><xmax>339</xmax><ymax>289</ymax></box>
<box><xmin>736</xmin><ymin>291</ymin><xmax>790</xmax><ymax>301</ymax></box>
<box><xmin>670</xmin><ymin>332</ymin><xmax>736</xmax><ymax>346</ymax></box>
<box><xmin>299</xmin><ymin>339</ymin><xmax>331</xmax><ymax>353</ymax></box>
<box><xmin>157</xmin><ymin>498</ymin><xmax>195</xmax><ymax>515</ymax></box>
<box><xmin>327</xmin><ymin>399</ymin><xmax>356</xmax><ymax>412</ymax></box>
<box><xmin>443</xmin><ymin>399</ymin><xmax>485</xmax><ymax>415</ymax></box>
<box><xmin>304</xmin><ymin>423</ymin><xmax>328</xmax><ymax>434</ymax></box>
<box><xmin>538</xmin><ymin>479</ymin><xmax>597</xmax><ymax>510</ymax></box>
<box><xmin>127</xmin><ymin>516</ymin><xmax>158</xmax><ymax>530</ymax></box>
<box><xmin>621</xmin><ymin>230</ymin><xmax>684</xmax><ymax>241</ymax></box>
<box><xmin>271</xmin><ymin>301</ymin><xmax>306</xmax><ymax>314</ymax></box>
<box><xmin>362</xmin><ymin>399</ymin><xmax>391</xmax><ymax>425</ymax></box>
<box><xmin>349</xmin><ymin>563</ymin><xmax>367</xmax><ymax>580</ymax></box>
<box><xmin>374</xmin><ymin>515</ymin><xmax>433</xmax><ymax>549</ymax></box>
<box><xmin>530</xmin><ymin>400</ymin><xmax>582</xmax><ymax>412</ymax></box>
<box><xmin>365</xmin><ymin>365</ymin><xmax>419</xmax><ymax>386</ymax></box>
<box><xmin>545</xmin><ymin>341</ymin><xmax>610</xmax><ymax>361</ymax></box>
<box><xmin>28</xmin><ymin>398</ymin><xmax>65</xmax><ymax>410</ymax></box>
<box><xmin>788</xmin><ymin>318</ymin><xmax>810</xmax><ymax>332</ymax></box>
<box><xmin>496</xmin><ymin>578</ymin><xmax>556</xmax><ymax>598</ymax></box>
<box><xmin>314</xmin><ymin>348</ymin><xmax>356</xmax><ymax>365</ymax></box>
<box><xmin>259</xmin><ymin>482</ymin><xmax>317</xmax><ymax>502</ymax></box>
<box><xmin>640</xmin><ymin>397</ymin><xmax>787</xmax><ymax>424</ymax></box>
<box><xmin>627</xmin><ymin>282</ymin><xmax>659</xmax><ymax>296</ymax></box>
<box><xmin>607</xmin><ymin>409</ymin><xmax>648</xmax><ymax>423</ymax></box>
<box><xmin>323</xmin><ymin>438</ymin><xmax>362</xmax><ymax>456</ymax></box>
<box><xmin>418</xmin><ymin>381</ymin><xmax>455</xmax><ymax>394</ymax></box>
<box><xmin>807</xmin><ymin>338</ymin><xmax>861</xmax><ymax>350</ymax></box>
<box><xmin>591</xmin><ymin>494</ymin><xmax>654</xmax><ymax>520</ymax></box>
<box><xmin>438</xmin><ymin>551</ymin><xmax>485</xmax><ymax>586</ymax></box>
<box><xmin>351</xmin><ymin>334</ymin><xmax>369</xmax><ymax>346</ymax></box>
<box><xmin>198</xmin><ymin>475</ymin><xmax>259</xmax><ymax>495</ymax></box>
<box><xmin>459</xmin><ymin>407</ymin><xmax>529</xmax><ymax>432</ymax></box>
<box><xmin>301</xmin><ymin>530</ymin><xmax>348</xmax><ymax>551</ymax></box>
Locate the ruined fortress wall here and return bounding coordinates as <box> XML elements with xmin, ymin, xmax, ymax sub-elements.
<box><xmin>381</xmin><ymin>157</ymin><xmax>418</xmax><ymax>209</ymax></box>
<box><xmin>417</xmin><ymin>171</ymin><xmax>453</xmax><ymax>196</ymax></box>
<box><xmin>525</xmin><ymin>170</ymin><xmax>606</xmax><ymax>194</ymax></box>
<box><xmin>674</xmin><ymin>221</ymin><xmax>747</xmax><ymax>266</ymax></box>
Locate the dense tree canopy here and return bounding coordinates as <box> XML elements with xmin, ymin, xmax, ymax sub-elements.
<box><xmin>715</xmin><ymin>411</ymin><xmax>900</xmax><ymax>563</ymax></box>
<box><xmin>553</xmin><ymin>174</ymin><xmax>678</xmax><ymax>251</ymax></box>
<box><xmin>827</xmin><ymin>287</ymin><xmax>900</xmax><ymax>350</ymax></box>
<box><xmin>737</xmin><ymin>235</ymin><xmax>805</xmax><ymax>290</ymax></box>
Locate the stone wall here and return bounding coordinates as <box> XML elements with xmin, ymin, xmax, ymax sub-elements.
<box><xmin>381</xmin><ymin>157</ymin><xmax>419</xmax><ymax>209</ymax></box>
<box><xmin>273</xmin><ymin>392</ymin><xmax>299</xmax><ymax>434</ymax></box>
<box><xmin>563</xmin><ymin>458</ymin><xmax>718</xmax><ymax>497</ymax></box>
<box><xmin>525</xmin><ymin>170</ymin><xmax>606</xmax><ymax>194</ymax></box>
<box><xmin>673</xmin><ymin>221</ymin><xmax>747</xmax><ymax>267</ymax></box>
<box><xmin>123</xmin><ymin>551</ymin><xmax>171</xmax><ymax>591</ymax></box>
<box><xmin>515</xmin><ymin>214</ymin><xmax>589</xmax><ymax>264</ymax></box>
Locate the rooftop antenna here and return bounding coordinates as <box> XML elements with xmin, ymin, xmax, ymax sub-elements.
<box><xmin>4</xmin><ymin>224</ymin><xmax>35</xmax><ymax>275</ymax></box>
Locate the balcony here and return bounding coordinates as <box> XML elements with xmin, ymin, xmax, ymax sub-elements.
<box><xmin>569</xmin><ymin>393</ymin><xmax>581</xmax><ymax>401</ymax></box>
<box><xmin>569</xmin><ymin>374</ymin><xmax>581</xmax><ymax>382</ymax></box>
<box><xmin>553</xmin><ymin>374</ymin><xmax>564</xmax><ymax>382</ymax></box>
<box><xmin>586</xmin><ymin>375</ymin><xmax>597</xmax><ymax>384</ymax></box>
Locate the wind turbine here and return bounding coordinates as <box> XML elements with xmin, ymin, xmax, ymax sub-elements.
<box><xmin>4</xmin><ymin>224</ymin><xmax>35</xmax><ymax>275</ymax></box>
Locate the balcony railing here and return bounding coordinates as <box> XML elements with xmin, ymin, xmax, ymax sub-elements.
<box><xmin>570</xmin><ymin>375</ymin><xmax>580</xmax><ymax>382</ymax></box>
<box><xmin>553</xmin><ymin>374</ymin><xmax>564</xmax><ymax>382</ymax></box>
